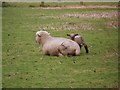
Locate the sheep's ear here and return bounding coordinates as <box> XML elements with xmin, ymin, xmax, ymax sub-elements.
<box><xmin>67</xmin><ymin>34</ymin><xmax>70</xmax><ymax>36</ymax></box>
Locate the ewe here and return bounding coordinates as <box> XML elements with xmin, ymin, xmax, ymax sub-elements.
<box><xmin>36</xmin><ymin>31</ymin><xmax>80</xmax><ymax>56</ymax></box>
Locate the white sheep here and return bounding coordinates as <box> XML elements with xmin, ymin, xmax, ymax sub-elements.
<box><xmin>67</xmin><ymin>34</ymin><xmax>89</xmax><ymax>53</ymax></box>
<box><xmin>36</xmin><ymin>31</ymin><xmax>80</xmax><ymax>56</ymax></box>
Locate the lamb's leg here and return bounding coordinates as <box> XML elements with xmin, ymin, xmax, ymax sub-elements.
<box><xmin>79</xmin><ymin>44</ymin><xmax>83</xmax><ymax>49</ymax></box>
<box><xmin>58</xmin><ymin>48</ymin><xmax>65</xmax><ymax>56</ymax></box>
<box><xmin>84</xmin><ymin>44</ymin><xmax>89</xmax><ymax>53</ymax></box>
<box><xmin>58</xmin><ymin>53</ymin><xmax>64</xmax><ymax>57</ymax></box>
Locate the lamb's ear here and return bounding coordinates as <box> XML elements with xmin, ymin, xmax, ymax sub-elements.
<box><xmin>67</xmin><ymin>34</ymin><xmax>70</xmax><ymax>36</ymax></box>
<box><xmin>38</xmin><ymin>34</ymin><xmax>41</xmax><ymax>37</ymax></box>
<box><xmin>74</xmin><ymin>34</ymin><xmax>78</xmax><ymax>36</ymax></box>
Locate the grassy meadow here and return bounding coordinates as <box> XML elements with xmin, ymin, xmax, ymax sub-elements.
<box><xmin>2</xmin><ymin>2</ymin><xmax>118</xmax><ymax>88</ymax></box>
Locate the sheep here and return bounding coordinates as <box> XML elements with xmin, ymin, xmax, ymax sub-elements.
<box><xmin>67</xmin><ymin>34</ymin><xmax>89</xmax><ymax>53</ymax></box>
<box><xmin>36</xmin><ymin>31</ymin><xmax>80</xmax><ymax>56</ymax></box>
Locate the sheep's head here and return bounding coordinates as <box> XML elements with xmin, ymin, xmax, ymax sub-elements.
<box><xmin>67</xmin><ymin>34</ymin><xmax>78</xmax><ymax>40</ymax></box>
<box><xmin>35</xmin><ymin>31</ymin><xmax>50</xmax><ymax>44</ymax></box>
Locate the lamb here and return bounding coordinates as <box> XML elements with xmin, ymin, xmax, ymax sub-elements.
<box><xmin>67</xmin><ymin>34</ymin><xmax>89</xmax><ymax>53</ymax></box>
<box><xmin>58</xmin><ymin>42</ymin><xmax>76</xmax><ymax>56</ymax></box>
<box><xmin>36</xmin><ymin>31</ymin><xmax>80</xmax><ymax>56</ymax></box>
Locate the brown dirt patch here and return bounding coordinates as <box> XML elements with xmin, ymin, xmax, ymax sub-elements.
<box><xmin>41</xmin><ymin>5</ymin><xmax>117</xmax><ymax>9</ymax></box>
<box><xmin>62</xmin><ymin>11</ymin><xmax>117</xmax><ymax>19</ymax></box>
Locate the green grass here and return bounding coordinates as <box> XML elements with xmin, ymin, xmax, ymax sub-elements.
<box><xmin>2</xmin><ymin>2</ymin><xmax>118</xmax><ymax>88</ymax></box>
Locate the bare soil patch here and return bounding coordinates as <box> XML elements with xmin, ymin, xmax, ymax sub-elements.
<box><xmin>41</xmin><ymin>5</ymin><xmax>117</xmax><ymax>9</ymax></box>
<box><xmin>62</xmin><ymin>11</ymin><xmax>117</xmax><ymax>19</ymax></box>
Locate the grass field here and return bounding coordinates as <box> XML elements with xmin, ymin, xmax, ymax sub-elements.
<box><xmin>2</xmin><ymin>2</ymin><xmax>118</xmax><ymax>88</ymax></box>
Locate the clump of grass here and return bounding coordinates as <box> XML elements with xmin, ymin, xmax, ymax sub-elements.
<box><xmin>2</xmin><ymin>2</ymin><xmax>10</xmax><ymax>7</ymax></box>
<box><xmin>29</xmin><ymin>5</ymin><xmax>35</xmax><ymax>7</ymax></box>
<box><xmin>39</xmin><ymin>1</ymin><xmax>48</xmax><ymax>7</ymax></box>
<box><xmin>2</xmin><ymin>2</ymin><xmax>16</xmax><ymax>7</ymax></box>
<box><xmin>80</xmin><ymin>1</ymin><xmax>85</xmax><ymax>5</ymax></box>
<box><xmin>39</xmin><ymin>2</ymin><xmax>60</xmax><ymax>7</ymax></box>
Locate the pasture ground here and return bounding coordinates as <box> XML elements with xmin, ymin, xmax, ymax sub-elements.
<box><xmin>2</xmin><ymin>2</ymin><xmax>118</xmax><ymax>88</ymax></box>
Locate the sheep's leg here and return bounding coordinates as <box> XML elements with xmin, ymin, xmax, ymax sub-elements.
<box><xmin>43</xmin><ymin>50</ymin><xmax>50</xmax><ymax>55</ymax></box>
<box><xmin>84</xmin><ymin>44</ymin><xmax>89</xmax><ymax>53</ymax></box>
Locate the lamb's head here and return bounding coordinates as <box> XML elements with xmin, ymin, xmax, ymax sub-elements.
<box><xmin>35</xmin><ymin>31</ymin><xmax>50</xmax><ymax>44</ymax></box>
<box><xmin>67</xmin><ymin>34</ymin><xmax>78</xmax><ymax>40</ymax></box>
<box><xmin>59</xmin><ymin>42</ymin><xmax>70</xmax><ymax>50</ymax></box>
